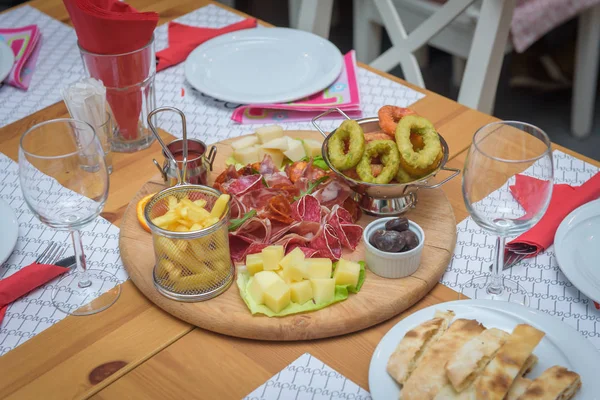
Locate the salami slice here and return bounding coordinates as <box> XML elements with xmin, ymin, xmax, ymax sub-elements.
<box><xmin>310</xmin><ymin>223</ymin><xmax>342</xmax><ymax>260</ymax></box>
<box><xmin>327</xmin><ymin>205</ymin><xmax>363</xmax><ymax>250</ymax></box>
<box><xmin>261</xmin><ymin>194</ymin><xmax>295</xmax><ymax>224</ymax></box>
<box><xmin>291</xmin><ymin>195</ymin><xmax>321</xmax><ymax>222</ymax></box>
<box><xmin>286</xmin><ymin>244</ymin><xmax>320</xmax><ymax>258</ymax></box>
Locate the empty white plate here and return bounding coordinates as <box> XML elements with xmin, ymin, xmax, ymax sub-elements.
<box><xmin>369</xmin><ymin>299</ymin><xmax>599</xmax><ymax>399</ymax></box>
<box><xmin>0</xmin><ymin>40</ymin><xmax>15</xmax><ymax>84</ymax></box>
<box><xmin>0</xmin><ymin>199</ymin><xmax>18</xmax><ymax>265</ymax></box>
<box><xmin>555</xmin><ymin>198</ymin><xmax>600</xmax><ymax>303</ymax></box>
<box><xmin>184</xmin><ymin>27</ymin><xmax>343</xmax><ymax>104</ymax></box>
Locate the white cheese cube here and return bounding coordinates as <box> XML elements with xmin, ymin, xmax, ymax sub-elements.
<box><xmin>302</xmin><ymin>138</ymin><xmax>322</xmax><ymax>158</ymax></box>
<box><xmin>283</xmin><ymin>139</ymin><xmax>307</xmax><ymax>162</ymax></box>
<box><xmin>257</xmin><ymin>148</ymin><xmax>285</xmax><ymax>168</ymax></box>
<box><xmin>233</xmin><ymin>145</ymin><xmax>260</xmax><ymax>165</ymax></box>
<box><xmin>248</xmin><ymin>271</ymin><xmax>283</xmax><ymax>305</ymax></box>
<box><xmin>290</xmin><ymin>280</ymin><xmax>313</xmax><ymax>305</ymax></box>
<box><xmin>255</xmin><ymin>125</ymin><xmax>284</xmax><ymax>143</ymax></box>
<box><xmin>310</xmin><ymin>278</ymin><xmax>335</xmax><ymax>304</ymax></box>
<box><xmin>263</xmin><ymin>279</ymin><xmax>291</xmax><ymax>313</ymax></box>
<box><xmin>333</xmin><ymin>259</ymin><xmax>360</xmax><ymax>287</ymax></box>
<box><xmin>261</xmin><ymin>137</ymin><xmax>289</xmax><ymax>151</ymax></box>
<box><xmin>231</xmin><ymin>135</ymin><xmax>259</xmax><ymax>150</ymax></box>
<box><xmin>261</xmin><ymin>245</ymin><xmax>285</xmax><ymax>271</ymax></box>
<box><xmin>245</xmin><ymin>253</ymin><xmax>263</xmax><ymax>276</ymax></box>
<box><xmin>306</xmin><ymin>258</ymin><xmax>333</xmax><ymax>279</ymax></box>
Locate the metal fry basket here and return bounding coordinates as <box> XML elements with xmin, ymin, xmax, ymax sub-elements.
<box><xmin>145</xmin><ymin>107</ymin><xmax>234</xmax><ymax>302</ymax></box>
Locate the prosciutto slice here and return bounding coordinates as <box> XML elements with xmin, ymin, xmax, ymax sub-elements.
<box><xmin>291</xmin><ymin>195</ymin><xmax>321</xmax><ymax>222</ymax></box>
<box><xmin>228</xmin><ymin>217</ymin><xmax>272</xmax><ymax>261</ymax></box>
<box><xmin>309</xmin><ymin>224</ymin><xmax>342</xmax><ymax>260</ymax></box>
<box><xmin>258</xmin><ymin>155</ymin><xmax>277</xmax><ymax>175</ymax></box>
<box><xmin>263</xmin><ymin>172</ymin><xmax>293</xmax><ymax>189</ymax></box>
<box><xmin>312</xmin><ymin>176</ymin><xmax>353</xmax><ymax>210</ymax></box>
<box><xmin>221</xmin><ymin>174</ymin><xmax>263</xmax><ymax>196</ymax></box>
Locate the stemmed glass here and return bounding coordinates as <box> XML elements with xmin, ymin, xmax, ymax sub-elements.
<box><xmin>19</xmin><ymin>119</ymin><xmax>121</xmax><ymax>315</ymax></box>
<box><xmin>460</xmin><ymin>121</ymin><xmax>553</xmax><ymax>305</ymax></box>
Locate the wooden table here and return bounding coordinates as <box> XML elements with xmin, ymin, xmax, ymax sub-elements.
<box><xmin>0</xmin><ymin>1</ymin><xmax>598</xmax><ymax>399</ymax></box>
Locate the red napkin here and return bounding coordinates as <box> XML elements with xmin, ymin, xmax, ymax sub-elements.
<box><xmin>63</xmin><ymin>0</ymin><xmax>159</xmax><ymax>140</ymax></box>
<box><xmin>508</xmin><ymin>172</ymin><xmax>600</xmax><ymax>254</ymax></box>
<box><xmin>156</xmin><ymin>19</ymin><xmax>257</xmax><ymax>72</ymax></box>
<box><xmin>0</xmin><ymin>264</ymin><xmax>69</xmax><ymax>324</ymax></box>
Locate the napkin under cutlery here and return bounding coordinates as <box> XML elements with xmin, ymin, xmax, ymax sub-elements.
<box><xmin>0</xmin><ymin>264</ymin><xmax>69</xmax><ymax>324</ymax></box>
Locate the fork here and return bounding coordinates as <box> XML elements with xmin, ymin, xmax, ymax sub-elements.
<box><xmin>488</xmin><ymin>243</ymin><xmax>537</xmax><ymax>272</ymax></box>
<box><xmin>35</xmin><ymin>242</ymin><xmax>67</xmax><ymax>265</ymax></box>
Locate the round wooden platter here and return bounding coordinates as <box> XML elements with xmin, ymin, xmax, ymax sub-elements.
<box><xmin>119</xmin><ymin>130</ymin><xmax>457</xmax><ymax>341</ymax></box>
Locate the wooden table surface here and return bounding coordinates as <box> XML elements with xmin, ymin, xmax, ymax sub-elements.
<box><xmin>0</xmin><ymin>1</ymin><xmax>598</xmax><ymax>399</ymax></box>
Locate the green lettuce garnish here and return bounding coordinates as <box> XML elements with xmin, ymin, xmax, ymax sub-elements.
<box><xmin>236</xmin><ymin>261</ymin><xmax>366</xmax><ymax>317</ymax></box>
<box><xmin>225</xmin><ymin>156</ymin><xmax>245</xmax><ymax>171</ymax></box>
<box><xmin>228</xmin><ymin>210</ymin><xmax>257</xmax><ymax>232</ymax></box>
<box><xmin>300</xmin><ymin>155</ymin><xmax>329</xmax><ymax>171</ymax></box>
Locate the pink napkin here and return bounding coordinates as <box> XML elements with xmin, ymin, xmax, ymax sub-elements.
<box><xmin>0</xmin><ymin>263</ymin><xmax>69</xmax><ymax>324</ymax></box>
<box><xmin>0</xmin><ymin>25</ymin><xmax>42</xmax><ymax>90</ymax></box>
<box><xmin>231</xmin><ymin>51</ymin><xmax>361</xmax><ymax>124</ymax></box>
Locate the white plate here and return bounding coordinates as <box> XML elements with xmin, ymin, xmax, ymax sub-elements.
<box><xmin>555</xmin><ymin>198</ymin><xmax>600</xmax><ymax>304</ymax></box>
<box><xmin>368</xmin><ymin>299</ymin><xmax>600</xmax><ymax>399</ymax></box>
<box><xmin>0</xmin><ymin>40</ymin><xmax>15</xmax><ymax>84</ymax></box>
<box><xmin>184</xmin><ymin>27</ymin><xmax>343</xmax><ymax>104</ymax></box>
<box><xmin>0</xmin><ymin>199</ymin><xmax>18</xmax><ymax>265</ymax></box>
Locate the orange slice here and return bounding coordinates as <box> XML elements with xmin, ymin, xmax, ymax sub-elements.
<box><xmin>137</xmin><ymin>193</ymin><xmax>156</xmax><ymax>233</ymax></box>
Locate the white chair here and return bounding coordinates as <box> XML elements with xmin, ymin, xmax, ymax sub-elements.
<box><xmin>295</xmin><ymin>0</ymin><xmax>600</xmax><ymax>138</ymax></box>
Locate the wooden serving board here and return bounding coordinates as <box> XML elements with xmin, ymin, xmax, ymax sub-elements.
<box><xmin>119</xmin><ymin>131</ymin><xmax>457</xmax><ymax>341</ymax></box>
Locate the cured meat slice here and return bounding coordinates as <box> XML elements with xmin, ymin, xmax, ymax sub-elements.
<box><xmin>221</xmin><ymin>175</ymin><xmax>263</xmax><ymax>196</ymax></box>
<box><xmin>291</xmin><ymin>195</ymin><xmax>321</xmax><ymax>222</ymax></box>
<box><xmin>227</xmin><ymin>196</ymin><xmax>246</xmax><ymax>220</ymax></box>
<box><xmin>312</xmin><ymin>177</ymin><xmax>353</xmax><ymax>210</ymax></box>
<box><xmin>286</xmin><ymin>244</ymin><xmax>319</xmax><ymax>258</ymax></box>
<box><xmin>261</xmin><ymin>194</ymin><xmax>295</xmax><ymax>224</ymax></box>
<box><xmin>310</xmin><ymin>224</ymin><xmax>342</xmax><ymax>260</ymax></box>
<box><xmin>238</xmin><ymin>187</ymin><xmax>284</xmax><ymax>210</ymax></box>
<box><xmin>327</xmin><ymin>205</ymin><xmax>363</xmax><ymax>250</ymax></box>
<box><xmin>258</xmin><ymin>154</ymin><xmax>277</xmax><ymax>175</ymax></box>
<box><xmin>263</xmin><ymin>172</ymin><xmax>293</xmax><ymax>189</ymax></box>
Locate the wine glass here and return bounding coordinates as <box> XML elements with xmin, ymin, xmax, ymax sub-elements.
<box><xmin>19</xmin><ymin>119</ymin><xmax>121</xmax><ymax>315</ymax></box>
<box><xmin>460</xmin><ymin>121</ymin><xmax>553</xmax><ymax>305</ymax></box>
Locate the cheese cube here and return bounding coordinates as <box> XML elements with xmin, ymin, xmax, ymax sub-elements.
<box><xmin>231</xmin><ymin>135</ymin><xmax>259</xmax><ymax>150</ymax></box>
<box><xmin>302</xmin><ymin>138</ymin><xmax>322</xmax><ymax>158</ymax></box>
<box><xmin>283</xmin><ymin>138</ymin><xmax>307</xmax><ymax>162</ymax></box>
<box><xmin>255</xmin><ymin>125</ymin><xmax>284</xmax><ymax>143</ymax></box>
<box><xmin>261</xmin><ymin>137</ymin><xmax>289</xmax><ymax>151</ymax></box>
<box><xmin>279</xmin><ymin>247</ymin><xmax>305</xmax><ymax>271</ymax></box>
<box><xmin>245</xmin><ymin>253</ymin><xmax>263</xmax><ymax>276</ymax></box>
<box><xmin>263</xmin><ymin>280</ymin><xmax>291</xmax><ymax>313</ymax></box>
<box><xmin>248</xmin><ymin>271</ymin><xmax>283</xmax><ymax>305</ymax></box>
<box><xmin>310</xmin><ymin>278</ymin><xmax>335</xmax><ymax>304</ymax></box>
<box><xmin>290</xmin><ymin>280</ymin><xmax>313</xmax><ymax>305</ymax></box>
<box><xmin>333</xmin><ymin>259</ymin><xmax>360</xmax><ymax>287</ymax></box>
<box><xmin>257</xmin><ymin>148</ymin><xmax>285</xmax><ymax>168</ymax></box>
<box><xmin>306</xmin><ymin>258</ymin><xmax>333</xmax><ymax>279</ymax></box>
<box><xmin>261</xmin><ymin>245</ymin><xmax>285</xmax><ymax>271</ymax></box>
<box><xmin>276</xmin><ymin>269</ymin><xmax>287</xmax><ymax>281</ymax></box>
<box><xmin>233</xmin><ymin>145</ymin><xmax>260</xmax><ymax>165</ymax></box>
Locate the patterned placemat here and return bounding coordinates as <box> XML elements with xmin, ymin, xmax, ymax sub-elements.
<box><xmin>0</xmin><ymin>152</ymin><xmax>127</xmax><ymax>356</ymax></box>
<box><xmin>244</xmin><ymin>353</ymin><xmax>371</xmax><ymax>400</ymax></box>
<box><xmin>442</xmin><ymin>150</ymin><xmax>600</xmax><ymax>349</ymax></box>
<box><xmin>153</xmin><ymin>4</ymin><xmax>425</xmax><ymax>143</ymax></box>
<box><xmin>0</xmin><ymin>6</ymin><xmax>84</xmax><ymax>128</ymax></box>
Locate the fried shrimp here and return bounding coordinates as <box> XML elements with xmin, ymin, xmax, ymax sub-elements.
<box><xmin>378</xmin><ymin>105</ymin><xmax>416</xmax><ymax>137</ymax></box>
<box><xmin>395</xmin><ymin>115</ymin><xmax>442</xmax><ymax>176</ymax></box>
<box><xmin>327</xmin><ymin>119</ymin><xmax>366</xmax><ymax>171</ymax></box>
<box><xmin>356</xmin><ymin>140</ymin><xmax>400</xmax><ymax>184</ymax></box>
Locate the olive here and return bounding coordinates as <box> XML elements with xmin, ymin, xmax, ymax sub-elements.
<box><xmin>369</xmin><ymin>229</ymin><xmax>387</xmax><ymax>248</ymax></box>
<box><xmin>398</xmin><ymin>230</ymin><xmax>419</xmax><ymax>251</ymax></box>
<box><xmin>385</xmin><ymin>217</ymin><xmax>409</xmax><ymax>232</ymax></box>
<box><xmin>371</xmin><ymin>230</ymin><xmax>406</xmax><ymax>253</ymax></box>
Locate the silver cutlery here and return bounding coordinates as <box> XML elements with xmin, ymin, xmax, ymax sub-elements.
<box><xmin>488</xmin><ymin>243</ymin><xmax>537</xmax><ymax>271</ymax></box>
<box><xmin>36</xmin><ymin>242</ymin><xmax>67</xmax><ymax>265</ymax></box>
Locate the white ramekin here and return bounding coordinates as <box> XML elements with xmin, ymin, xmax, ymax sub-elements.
<box><xmin>363</xmin><ymin>217</ymin><xmax>425</xmax><ymax>279</ymax></box>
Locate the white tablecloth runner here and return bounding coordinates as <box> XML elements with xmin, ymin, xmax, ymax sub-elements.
<box><xmin>442</xmin><ymin>150</ymin><xmax>600</xmax><ymax>349</ymax></box>
<box><xmin>0</xmin><ymin>152</ymin><xmax>127</xmax><ymax>356</ymax></box>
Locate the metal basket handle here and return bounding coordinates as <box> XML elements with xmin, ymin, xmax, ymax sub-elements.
<box><xmin>411</xmin><ymin>167</ymin><xmax>460</xmax><ymax>189</ymax></box>
<box><xmin>148</xmin><ymin>107</ymin><xmax>189</xmax><ymax>185</ymax></box>
<box><xmin>311</xmin><ymin>107</ymin><xmax>351</xmax><ymax>138</ymax></box>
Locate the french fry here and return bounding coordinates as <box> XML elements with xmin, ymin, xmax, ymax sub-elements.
<box><xmin>166</xmin><ymin>196</ymin><xmax>178</xmax><ymax>210</ymax></box>
<box><xmin>193</xmin><ymin>199</ymin><xmax>207</xmax><ymax>208</ymax></box>
<box><xmin>210</xmin><ymin>194</ymin><xmax>231</xmax><ymax>219</ymax></box>
<box><xmin>151</xmin><ymin>210</ymin><xmax>179</xmax><ymax>229</ymax></box>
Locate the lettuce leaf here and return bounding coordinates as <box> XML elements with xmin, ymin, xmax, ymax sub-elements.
<box><xmin>236</xmin><ymin>261</ymin><xmax>366</xmax><ymax>317</ymax></box>
<box><xmin>225</xmin><ymin>156</ymin><xmax>245</xmax><ymax>171</ymax></box>
<box><xmin>300</xmin><ymin>155</ymin><xmax>329</xmax><ymax>171</ymax></box>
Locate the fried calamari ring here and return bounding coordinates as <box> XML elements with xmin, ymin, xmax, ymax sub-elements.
<box><xmin>395</xmin><ymin>167</ymin><xmax>413</xmax><ymax>184</ymax></box>
<box><xmin>395</xmin><ymin>115</ymin><xmax>442</xmax><ymax>177</ymax></box>
<box><xmin>327</xmin><ymin>119</ymin><xmax>366</xmax><ymax>171</ymax></box>
<box><xmin>378</xmin><ymin>106</ymin><xmax>416</xmax><ymax>137</ymax></box>
<box><xmin>356</xmin><ymin>140</ymin><xmax>400</xmax><ymax>184</ymax></box>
